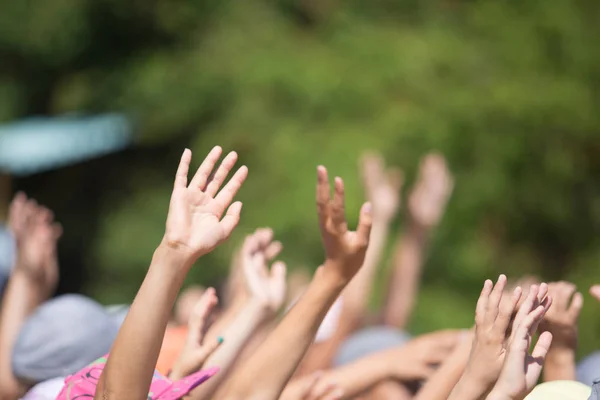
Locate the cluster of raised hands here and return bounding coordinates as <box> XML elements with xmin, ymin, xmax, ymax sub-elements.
<box><xmin>0</xmin><ymin>145</ymin><xmax>598</xmax><ymax>400</ymax></box>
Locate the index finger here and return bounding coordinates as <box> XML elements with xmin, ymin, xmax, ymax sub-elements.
<box><xmin>316</xmin><ymin>166</ymin><xmax>331</xmax><ymax>220</ymax></box>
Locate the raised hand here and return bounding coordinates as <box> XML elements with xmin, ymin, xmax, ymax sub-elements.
<box><xmin>316</xmin><ymin>166</ymin><xmax>372</xmax><ymax>282</ymax></box>
<box><xmin>487</xmin><ymin>287</ymin><xmax>553</xmax><ymax>400</ymax></box>
<box><xmin>360</xmin><ymin>152</ymin><xmax>403</xmax><ymax>222</ymax></box>
<box><xmin>408</xmin><ymin>153</ymin><xmax>453</xmax><ymax>228</ymax></box>
<box><xmin>164</xmin><ymin>147</ymin><xmax>248</xmax><ymax>265</ymax></box>
<box><xmin>540</xmin><ymin>282</ymin><xmax>582</xmax><ymax>352</ymax></box>
<box><xmin>169</xmin><ymin>288</ymin><xmax>222</xmax><ymax>380</ymax></box>
<box><xmin>241</xmin><ymin>228</ymin><xmax>287</xmax><ymax>313</ymax></box>
<box><xmin>10</xmin><ymin>194</ymin><xmax>62</xmax><ymax>296</ymax></box>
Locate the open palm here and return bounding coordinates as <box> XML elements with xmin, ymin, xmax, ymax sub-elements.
<box><xmin>164</xmin><ymin>147</ymin><xmax>248</xmax><ymax>262</ymax></box>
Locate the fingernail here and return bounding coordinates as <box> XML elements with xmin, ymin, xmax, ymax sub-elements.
<box><xmin>363</xmin><ymin>202</ymin><xmax>372</xmax><ymax>213</ymax></box>
<box><xmin>218</xmin><ymin>336</ymin><xmax>224</xmax><ymax>344</ymax></box>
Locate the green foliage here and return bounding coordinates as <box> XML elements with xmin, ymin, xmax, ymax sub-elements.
<box><xmin>5</xmin><ymin>0</ymin><xmax>600</xmax><ymax>355</ymax></box>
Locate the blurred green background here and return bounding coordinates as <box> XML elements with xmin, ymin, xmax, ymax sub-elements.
<box><xmin>4</xmin><ymin>0</ymin><xmax>600</xmax><ymax>356</ymax></box>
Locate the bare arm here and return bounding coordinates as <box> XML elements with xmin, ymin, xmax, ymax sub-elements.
<box><xmin>383</xmin><ymin>153</ymin><xmax>453</xmax><ymax>328</ymax></box>
<box><xmin>0</xmin><ymin>197</ymin><xmax>60</xmax><ymax>400</ymax></box>
<box><xmin>214</xmin><ymin>166</ymin><xmax>373</xmax><ymax>400</ymax></box>
<box><xmin>414</xmin><ymin>332</ymin><xmax>472</xmax><ymax>400</ymax></box>
<box><xmin>298</xmin><ymin>154</ymin><xmax>401</xmax><ymax>375</ymax></box>
<box><xmin>95</xmin><ymin>147</ymin><xmax>248</xmax><ymax>400</ymax></box>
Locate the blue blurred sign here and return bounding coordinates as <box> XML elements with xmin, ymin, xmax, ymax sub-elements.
<box><xmin>0</xmin><ymin>114</ymin><xmax>133</xmax><ymax>176</ymax></box>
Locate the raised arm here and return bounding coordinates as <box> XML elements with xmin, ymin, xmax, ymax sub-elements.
<box><xmin>0</xmin><ymin>195</ymin><xmax>61</xmax><ymax>400</ymax></box>
<box><xmin>189</xmin><ymin>228</ymin><xmax>287</xmax><ymax>400</ymax></box>
<box><xmin>383</xmin><ymin>153</ymin><xmax>453</xmax><ymax>328</ymax></box>
<box><xmin>214</xmin><ymin>165</ymin><xmax>372</xmax><ymax>400</ymax></box>
<box><xmin>95</xmin><ymin>146</ymin><xmax>248</xmax><ymax>400</ymax></box>
<box><xmin>298</xmin><ymin>153</ymin><xmax>401</xmax><ymax>374</ymax></box>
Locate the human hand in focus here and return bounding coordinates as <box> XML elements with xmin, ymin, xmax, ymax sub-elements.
<box><xmin>360</xmin><ymin>152</ymin><xmax>403</xmax><ymax>222</ymax></box>
<box><xmin>169</xmin><ymin>288</ymin><xmax>223</xmax><ymax>380</ymax></box>
<box><xmin>539</xmin><ymin>281</ymin><xmax>582</xmax><ymax>351</ymax></box>
<box><xmin>462</xmin><ymin>275</ymin><xmax>527</xmax><ymax>392</ymax></box>
<box><xmin>163</xmin><ymin>147</ymin><xmax>248</xmax><ymax>267</ymax></box>
<box><xmin>280</xmin><ymin>372</ymin><xmax>344</xmax><ymax>400</ymax></box>
<box><xmin>316</xmin><ymin>166</ymin><xmax>372</xmax><ymax>283</ymax></box>
<box><xmin>10</xmin><ymin>194</ymin><xmax>62</xmax><ymax>296</ymax></box>
<box><xmin>408</xmin><ymin>153</ymin><xmax>453</xmax><ymax>228</ymax></box>
<box><xmin>387</xmin><ymin>329</ymin><xmax>462</xmax><ymax>381</ymax></box>
<box><xmin>487</xmin><ymin>287</ymin><xmax>553</xmax><ymax>400</ymax></box>
<box><xmin>241</xmin><ymin>228</ymin><xmax>287</xmax><ymax>314</ymax></box>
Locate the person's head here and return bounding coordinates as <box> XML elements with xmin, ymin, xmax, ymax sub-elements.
<box><xmin>12</xmin><ymin>294</ymin><xmax>126</xmax><ymax>384</ymax></box>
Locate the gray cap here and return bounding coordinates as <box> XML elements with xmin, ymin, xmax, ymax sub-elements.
<box><xmin>0</xmin><ymin>225</ymin><xmax>16</xmax><ymax>293</ymax></box>
<box><xmin>578</xmin><ymin>351</ymin><xmax>600</xmax><ymax>387</ymax></box>
<box><xmin>334</xmin><ymin>326</ymin><xmax>411</xmax><ymax>366</ymax></box>
<box><xmin>12</xmin><ymin>294</ymin><xmax>123</xmax><ymax>383</ymax></box>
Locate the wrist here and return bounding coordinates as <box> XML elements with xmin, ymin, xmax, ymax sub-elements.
<box><xmin>547</xmin><ymin>346</ymin><xmax>576</xmax><ymax>363</ymax></box>
<box><xmin>317</xmin><ymin>261</ymin><xmax>350</xmax><ymax>291</ymax></box>
<box><xmin>153</xmin><ymin>242</ymin><xmax>196</xmax><ymax>275</ymax></box>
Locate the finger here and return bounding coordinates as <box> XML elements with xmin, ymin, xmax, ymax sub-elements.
<box><xmin>52</xmin><ymin>223</ymin><xmax>63</xmax><ymax>240</ymax></box>
<box><xmin>512</xmin><ymin>285</ymin><xmax>539</xmax><ymax>336</ymax></box>
<box><xmin>205</xmin><ymin>151</ymin><xmax>239</xmax><ymax>197</ymax></box>
<box><xmin>531</xmin><ymin>331</ymin><xmax>553</xmax><ymax>360</ymax></box>
<box><xmin>310</xmin><ymin>380</ymin><xmax>338</xmax><ymax>400</ymax></box>
<box><xmin>531</xmin><ymin>296</ymin><xmax>552</xmax><ymax>335</ymax></box>
<box><xmin>196</xmin><ymin>336</ymin><xmax>224</xmax><ymax>366</ymax></box>
<box><xmin>264</xmin><ymin>241</ymin><xmax>283</xmax><ymax>261</ymax></box>
<box><xmin>331</xmin><ymin>177</ymin><xmax>348</xmax><ymax>232</ymax></box>
<box><xmin>213</xmin><ymin>165</ymin><xmax>248</xmax><ymax>215</ymax></box>
<box><xmin>255</xmin><ymin>228</ymin><xmax>275</xmax><ymax>250</ymax></box>
<box><xmin>219</xmin><ymin>201</ymin><xmax>243</xmax><ymax>239</ymax></box>
<box><xmin>475</xmin><ymin>279</ymin><xmax>493</xmax><ymax>326</ymax></box>
<box><xmin>484</xmin><ymin>274</ymin><xmax>507</xmax><ymax>326</ymax></box>
<box><xmin>174</xmin><ymin>148</ymin><xmax>193</xmax><ymax>189</ymax></box>
<box><xmin>316</xmin><ymin>166</ymin><xmax>331</xmax><ymax>224</ymax></box>
<box><xmin>189</xmin><ymin>146</ymin><xmax>223</xmax><ymax>190</ymax></box>
<box><xmin>569</xmin><ymin>292</ymin><xmax>584</xmax><ymax>320</ymax></box>
<box><xmin>493</xmin><ymin>286</ymin><xmax>522</xmax><ymax>337</ymax></box>
<box><xmin>590</xmin><ymin>285</ymin><xmax>600</xmax><ymax>302</ymax></box>
<box><xmin>537</xmin><ymin>282</ymin><xmax>549</xmax><ymax>305</ymax></box>
<box><xmin>355</xmin><ymin>202</ymin><xmax>372</xmax><ymax>245</ymax></box>
<box><xmin>295</xmin><ymin>372</ymin><xmax>322</xmax><ymax>400</ymax></box>
<box><xmin>555</xmin><ymin>282</ymin><xmax>576</xmax><ymax>309</ymax></box>
<box><xmin>270</xmin><ymin>260</ymin><xmax>287</xmax><ymax>281</ymax></box>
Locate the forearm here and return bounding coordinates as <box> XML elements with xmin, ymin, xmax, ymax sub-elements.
<box><xmin>216</xmin><ymin>264</ymin><xmax>346</xmax><ymax>400</ymax></box>
<box><xmin>383</xmin><ymin>221</ymin><xmax>428</xmax><ymax>328</ymax></box>
<box><xmin>0</xmin><ymin>270</ymin><xmax>46</xmax><ymax>399</ymax></box>
<box><xmin>448</xmin><ymin>373</ymin><xmax>490</xmax><ymax>400</ymax></box>
<box><xmin>96</xmin><ymin>245</ymin><xmax>189</xmax><ymax>400</ymax></box>
<box><xmin>414</xmin><ymin>340</ymin><xmax>470</xmax><ymax>400</ymax></box>
<box><xmin>188</xmin><ymin>299</ymin><xmax>269</xmax><ymax>400</ymax></box>
<box><xmin>342</xmin><ymin>221</ymin><xmax>389</xmax><ymax>328</ymax></box>
<box><xmin>322</xmin><ymin>350</ymin><xmax>393</xmax><ymax>399</ymax></box>
<box><xmin>543</xmin><ymin>347</ymin><xmax>576</xmax><ymax>381</ymax></box>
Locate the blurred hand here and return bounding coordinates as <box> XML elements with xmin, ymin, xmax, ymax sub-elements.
<box><xmin>408</xmin><ymin>153</ymin><xmax>453</xmax><ymax>228</ymax></box>
<box><xmin>241</xmin><ymin>228</ymin><xmax>287</xmax><ymax>313</ymax></box>
<box><xmin>488</xmin><ymin>288</ymin><xmax>553</xmax><ymax>400</ymax></box>
<box><xmin>589</xmin><ymin>285</ymin><xmax>600</xmax><ymax>302</ymax></box>
<box><xmin>387</xmin><ymin>330</ymin><xmax>462</xmax><ymax>381</ymax></box>
<box><xmin>360</xmin><ymin>152</ymin><xmax>403</xmax><ymax>222</ymax></box>
<box><xmin>280</xmin><ymin>372</ymin><xmax>344</xmax><ymax>400</ymax></box>
<box><xmin>163</xmin><ymin>147</ymin><xmax>248</xmax><ymax>266</ymax></box>
<box><xmin>169</xmin><ymin>288</ymin><xmax>222</xmax><ymax>380</ymax></box>
<box><xmin>539</xmin><ymin>281</ymin><xmax>582</xmax><ymax>351</ymax></box>
<box><xmin>316</xmin><ymin>166</ymin><xmax>372</xmax><ymax>283</ymax></box>
<box><xmin>10</xmin><ymin>194</ymin><xmax>62</xmax><ymax>296</ymax></box>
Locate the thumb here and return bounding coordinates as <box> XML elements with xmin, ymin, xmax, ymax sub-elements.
<box><xmin>356</xmin><ymin>202</ymin><xmax>373</xmax><ymax>244</ymax></box>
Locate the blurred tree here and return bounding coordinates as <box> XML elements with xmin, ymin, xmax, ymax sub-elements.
<box><xmin>5</xmin><ymin>0</ymin><xmax>600</xmax><ymax>355</ymax></box>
